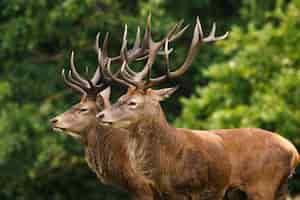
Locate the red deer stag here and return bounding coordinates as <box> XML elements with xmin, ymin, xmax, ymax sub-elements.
<box><xmin>97</xmin><ymin>16</ymin><xmax>300</xmax><ymax>200</ymax></box>
<box><xmin>50</xmin><ymin>24</ymin><xmax>186</xmax><ymax>200</ymax></box>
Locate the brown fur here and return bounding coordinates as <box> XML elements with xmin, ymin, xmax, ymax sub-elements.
<box><xmin>99</xmin><ymin>88</ymin><xmax>300</xmax><ymax>200</ymax></box>
<box><xmin>51</xmin><ymin>97</ymin><xmax>158</xmax><ymax>200</ymax></box>
<box><xmin>213</xmin><ymin>128</ymin><xmax>299</xmax><ymax>199</ymax></box>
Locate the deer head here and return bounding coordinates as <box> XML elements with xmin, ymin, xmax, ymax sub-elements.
<box><xmin>50</xmin><ymin>49</ymin><xmax>112</xmax><ymax>139</ymax></box>
<box><xmin>97</xmin><ymin>16</ymin><xmax>228</xmax><ymax>129</ymax></box>
<box><xmin>50</xmin><ymin>23</ymin><xmax>173</xmax><ymax>139</ymax></box>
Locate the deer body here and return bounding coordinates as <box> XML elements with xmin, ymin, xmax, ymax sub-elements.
<box><xmin>85</xmin><ymin>124</ymin><xmax>162</xmax><ymax>199</ymax></box>
<box><xmin>50</xmin><ymin>37</ymin><xmax>163</xmax><ymax>199</ymax></box>
<box><xmin>51</xmin><ymin>15</ymin><xmax>300</xmax><ymax>200</ymax></box>
<box><xmin>98</xmin><ymin>88</ymin><xmax>300</xmax><ymax>200</ymax></box>
<box><xmin>214</xmin><ymin>128</ymin><xmax>299</xmax><ymax>199</ymax></box>
<box><xmin>98</xmin><ymin>90</ymin><xmax>232</xmax><ymax>199</ymax></box>
<box><xmin>84</xmin><ymin>125</ymin><xmax>129</xmax><ymax>186</ymax></box>
<box><xmin>124</xmin><ymin>109</ymin><xmax>232</xmax><ymax>199</ymax></box>
<box><xmin>51</xmin><ymin>98</ymin><xmax>161</xmax><ymax>199</ymax></box>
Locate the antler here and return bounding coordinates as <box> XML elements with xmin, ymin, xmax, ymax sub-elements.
<box><xmin>62</xmin><ymin>51</ymin><xmax>108</xmax><ymax>98</ymax></box>
<box><xmin>63</xmin><ymin>25</ymin><xmax>156</xmax><ymax>95</ymax></box>
<box><xmin>62</xmin><ymin>15</ymin><xmax>182</xmax><ymax>97</ymax></box>
<box><xmin>105</xmin><ymin>15</ymin><xmax>189</xmax><ymax>88</ymax></box>
<box><xmin>106</xmin><ymin>16</ymin><xmax>228</xmax><ymax>89</ymax></box>
<box><xmin>145</xmin><ymin>17</ymin><xmax>228</xmax><ymax>88</ymax></box>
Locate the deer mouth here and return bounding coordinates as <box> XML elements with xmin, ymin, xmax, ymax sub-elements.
<box><xmin>100</xmin><ymin>121</ymin><xmax>113</xmax><ymax>126</ymax></box>
<box><xmin>102</xmin><ymin>120</ymin><xmax>132</xmax><ymax>129</ymax></box>
<box><xmin>53</xmin><ymin>127</ymin><xmax>67</xmax><ymax>132</ymax></box>
<box><xmin>52</xmin><ymin>127</ymin><xmax>81</xmax><ymax>139</ymax></box>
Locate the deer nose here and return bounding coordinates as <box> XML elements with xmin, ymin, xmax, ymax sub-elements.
<box><xmin>50</xmin><ymin>118</ymin><xmax>58</xmax><ymax>125</ymax></box>
<box><xmin>96</xmin><ymin>112</ymin><xmax>104</xmax><ymax>120</ymax></box>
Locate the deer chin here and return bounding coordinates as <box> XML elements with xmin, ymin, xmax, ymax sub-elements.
<box><xmin>65</xmin><ymin>131</ymin><xmax>81</xmax><ymax>140</ymax></box>
<box><xmin>53</xmin><ymin>127</ymin><xmax>81</xmax><ymax>140</ymax></box>
<box><xmin>111</xmin><ymin>120</ymin><xmax>132</xmax><ymax>129</ymax></box>
<box><xmin>100</xmin><ymin>121</ymin><xmax>113</xmax><ymax>126</ymax></box>
<box><xmin>53</xmin><ymin>127</ymin><xmax>66</xmax><ymax>132</ymax></box>
<box><xmin>99</xmin><ymin>120</ymin><xmax>131</xmax><ymax>129</ymax></box>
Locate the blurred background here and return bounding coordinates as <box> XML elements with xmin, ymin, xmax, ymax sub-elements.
<box><xmin>1</xmin><ymin>0</ymin><xmax>300</xmax><ymax>199</ymax></box>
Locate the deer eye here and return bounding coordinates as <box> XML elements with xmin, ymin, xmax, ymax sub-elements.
<box><xmin>79</xmin><ymin>108</ymin><xmax>89</xmax><ymax>113</ymax></box>
<box><xmin>128</xmin><ymin>100</ymin><xmax>137</xmax><ymax>108</ymax></box>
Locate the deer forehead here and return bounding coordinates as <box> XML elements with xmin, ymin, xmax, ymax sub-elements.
<box><xmin>119</xmin><ymin>91</ymin><xmax>143</xmax><ymax>102</ymax></box>
<box><xmin>72</xmin><ymin>101</ymin><xmax>96</xmax><ymax>110</ymax></box>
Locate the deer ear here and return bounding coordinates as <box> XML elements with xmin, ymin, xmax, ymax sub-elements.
<box><xmin>149</xmin><ymin>86</ymin><xmax>178</xmax><ymax>101</ymax></box>
<box><xmin>96</xmin><ymin>87</ymin><xmax>111</xmax><ymax>109</ymax></box>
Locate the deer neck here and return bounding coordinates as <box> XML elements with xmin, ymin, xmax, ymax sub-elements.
<box><xmin>84</xmin><ymin>124</ymin><xmax>131</xmax><ymax>185</ymax></box>
<box><xmin>79</xmin><ymin>123</ymin><xmax>97</xmax><ymax>147</ymax></box>
<box><xmin>85</xmin><ymin>124</ymin><xmax>120</xmax><ymax>150</ymax></box>
<box><xmin>135</xmin><ymin>106</ymin><xmax>175</xmax><ymax>138</ymax></box>
<box><xmin>126</xmin><ymin>106</ymin><xmax>180</xmax><ymax>180</ymax></box>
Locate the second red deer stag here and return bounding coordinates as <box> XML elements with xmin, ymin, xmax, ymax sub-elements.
<box><xmin>97</xmin><ymin>17</ymin><xmax>300</xmax><ymax>200</ymax></box>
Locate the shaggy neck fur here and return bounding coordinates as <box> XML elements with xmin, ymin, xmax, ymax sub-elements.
<box><xmin>83</xmin><ymin>124</ymin><xmax>131</xmax><ymax>186</ymax></box>
<box><xmin>126</xmin><ymin>104</ymin><xmax>183</xmax><ymax>185</ymax></box>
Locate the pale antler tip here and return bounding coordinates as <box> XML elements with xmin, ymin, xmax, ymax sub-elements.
<box><xmin>95</xmin><ymin>32</ymin><xmax>101</xmax><ymax>50</ymax></box>
<box><xmin>124</xmin><ymin>24</ymin><xmax>128</xmax><ymax>34</ymax></box>
<box><xmin>210</xmin><ymin>22</ymin><xmax>216</xmax><ymax>35</ymax></box>
<box><xmin>96</xmin><ymin>32</ymin><xmax>100</xmax><ymax>38</ymax></box>
<box><xmin>223</xmin><ymin>31</ymin><xmax>229</xmax><ymax>39</ymax></box>
<box><xmin>147</xmin><ymin>14</ymin><xmax>152</xmax><ymax>26</ymax></box>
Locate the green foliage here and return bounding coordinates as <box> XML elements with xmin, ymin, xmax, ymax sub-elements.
<box><xmin>177</xmin><ymin>1</ymin><xmax>300</xmax><ymax>193</ymax></box>
<box><xmin>177</xmin><ymin>0</ymin><xmax>300</xmax><ymax>143</ymax></box>
<box><xmin>1</xmin><ymin>0</ymin><xmax>299</xmax><ymax>199</ymax></box>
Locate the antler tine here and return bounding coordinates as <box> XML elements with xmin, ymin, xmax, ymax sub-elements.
<box><xmin>164</xmin><ymin>37</ymin><xmax>170</xmax><ymax>75</ymax></box>
<box><xmin>68</xmin><ymin>70</ymin><xmax>87</xmax><ymax>89</ymax></box>
<box><xmin>70</xmin><ymin>51</ymin><xmax>91</xmax><ymax>88</ymax></box>
<box><xmin>102</xmin><ymin>32</ymin><xmax>109</xmax><ymax>58</ymax></box>
<box><xmin>134</xmin><ymin>48</ymin><xmax>173</xmax><ymax>61</ymax></box>
<box><xmin>96</xmin><ymin>33</ymin><xmax>119</xmax><ymax>83</ymax></box>
<box><xmin>95</xmin><ymin>32</ymin><xmax>100</xmax><ymax>51</ymax></box>
<box><xmin>203</xmin><ymin>22</ymin><xmax>229</xmax><ymax>42</ymax></box>
<box><xmin>168</xmin><ymin>17</ymin><xmax>228</xmax><ymax>78</ymax></box>
<box><xmin>62</xmin><ymin>69</ymin><xmax>87</xmax><ymax>95</ymax></box>
<box><xmin>169</xmin><ymin>21</ymin><xmax>189</xmax><ymax>42</ymax></box>
<box><xmin>133</xmin><ymin>15</ymin><xmax>161</xmax><ymax>81</ymax></box>
<box><xmin>61</xmin><ymin>33</ymin><xmax>113</xmax><ymax>98</ymax></box>
<box><xmin>91</xmin><ymin>34</ymin><xmax>103</xmax><ymax>85</ymax></box>
<box><xmin>104</xmin><ymin>58</ymin><xmax>135</xmax><ymax>87</ymax></box>
<box><xmin>120</xmin><ymin>61</ymin><xmax>140</xmax><ymax>86</ymax></box>
<box><xmin>68</xmin><ymin>67</ymin><xmax>106</xmax><ymax>96</ymax></box>
<box><xmin>167</xmin><ymin>16</ymin><xmax>203</xmax><ymax>78</ymax></box>
<box><xmin>100</xmin><ymin>15</ymin><xmax>188</xmax><ymax>89</ymax></box>
<box><xmin>119</xmin><ymin>24</ymin><xmax>140</xmax><ymax>78</ymax></box>
<box><xmin>134</xmin><ymin>17</ymin><xmax>185</xmax><ymax>83</ymax></box>
<box><xmin>143</xmin><ymin>14</ymin><xmax>152</xmax><ymax>49</ymax></box>
<box><xmin>91</xmin><ymin>65</ymin><xmax>102</xmax><ymax>85</ymax></box>
<box><xmin>145</xmin><ymin>16</ymin><xmax>228</xmax><ymax>88</ymax></box>
<box><xmin>133</xmin><ymin>26</ymin><xmax>141</xmax><ymax>49</ymax></box>
<box><xmin>121</xmin><ymin>24</ymin><xmax>129</xmax><ymax>61</ymax></box>
<box><xmin>118</xmin><ymin>25</ymin><xmax>138</xmax><ymax>84</ymax></box>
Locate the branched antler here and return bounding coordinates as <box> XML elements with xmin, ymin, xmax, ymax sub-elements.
<box><xmin>105</xmin><ymin>16</ymin><xmax>227</xmax><ymax>90</ymax></box>
<box><xmin>144</xmin><ymin>17</ymin><xmax>228</xmax><ymax>88</ymax></box>
<box><xmin>63</xmin><ymin>16</ymin><xmax>228</xmax><ymax>95</ymax></box>
<box><xmin>104</xmin><ymin>15</ymin><xmax>189</xmax><ymax>88</ymax></box>
<box><xmin>62</xmin><ymin>51</ymin><xmax>108</xmax><ymax>98</ymax></box>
